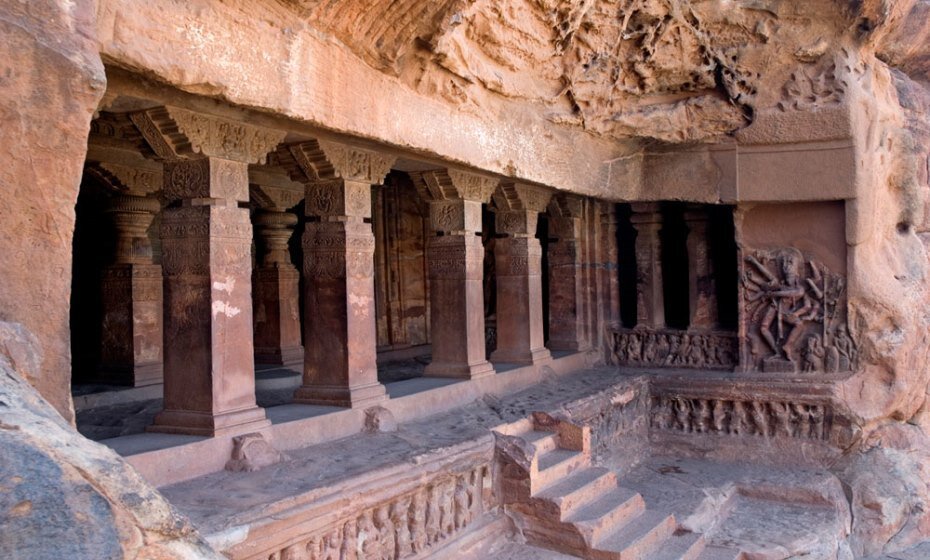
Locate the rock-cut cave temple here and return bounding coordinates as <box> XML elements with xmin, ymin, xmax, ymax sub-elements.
<box><xmin>1</xmin><ymin>1</ymin><xmax>930</xmax><ymax>559</ymax></box>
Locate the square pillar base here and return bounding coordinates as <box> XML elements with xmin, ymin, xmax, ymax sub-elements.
<box><xmin>293</xmin><ymin>382</ymin><xmax>387</xmax><ymax>408</ymax></box>
<box><xmin>490</xmin><ymin>347</ymin><xmax>553</xmax><ymax>365</ymax></box>
<box><xmin>147</xmin><ymin>406</ymin><xmax>270</xmax><ymax>437</ymax></box>
<box><xmin>255</xmin><ymin>345</ymin><xmax>305</xmax><ymax>367</ymax></box>
<box><xmin>424</xmin><ymin>360</ymin><xmax>495</xmax><ymax>380</ymax></box>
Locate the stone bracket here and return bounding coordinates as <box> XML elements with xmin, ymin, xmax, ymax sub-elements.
<box><xmin>286</xmin><ymin>139</ymin><xmax>396</xmax><ymax>185</ymax></box>
<box><xmin>130</xmin><ymin>106</ymin><xmax>286</xmax><ymax>164</ymax></box>
<box><xmin>412</xmin><ymin>168</ymin><xmax>499</xmax><ymax>203</ymax></box>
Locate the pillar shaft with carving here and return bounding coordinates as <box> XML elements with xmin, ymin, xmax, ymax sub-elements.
<box><xmin>684</xmin><ymin>206</ymin><xmax>718</xmax><ymax>331</ymax></box>
<box><xmin>490</xmin><ymin>183</ymin><xmax>553</xmax><ymax>365</ymax></box>
<box><xmin>285</xmin><ymin>141</ymin><xmax>394</xmax><ymax>407</ymax></box>
<box><xmin>413</xmin><ymin>169</ymin><xmax>497</xmax><ymax>379</ymax></box>
<box><xmin>252</xmin><ymin>209</ymin><xmax>303</xmax><ymax>365</ymax></box>
<box><xmin>132</xmin><ymin>106</ymin><xmax>283</xmax><ymax>436</ymax></box>
<box><xmin>547</xmin><ymin>194</ymin><xmax>590</xmax><ymax>352</ymax></box>
<box><xmin>631</xmin><ymin>203</ymin><xmax>665</xmax><ymax>329</ymax></box>
<box><xmin>98</xmin><ymin>192</ymin><xmax>164</xmax><ymax>386</ymax></box>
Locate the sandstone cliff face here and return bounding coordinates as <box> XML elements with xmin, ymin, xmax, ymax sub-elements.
<box><xmin>0</xmin><ymin>322</ymin><xmax>222</xmax><ymax>559</ymax></box>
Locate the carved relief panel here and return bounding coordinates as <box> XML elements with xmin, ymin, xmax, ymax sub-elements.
<box><xmin>741</xmin><ymin>248</ymin><xmax>856</xmax><ymax>374</ymax></box>
<box><xmin>261</xmin><ymin>464</ymin><xmax>489</xmax><ymax>560</ymax></box>
<box><xmin>611</xmin><ymin>328</ymin><xmax>738</xmax><ymax>370</ymax></box>
<box><xmin>650</xmin><ymin>395</ymin><xmax>833</xmax><ymax>441</ymax></box>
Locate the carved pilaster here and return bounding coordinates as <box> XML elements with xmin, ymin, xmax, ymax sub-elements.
<box><xmin>684</xmin><ymin>206</ymin><xmax>718</xmax><ymax>331</ymax></box>
<box><xmin>547</xmin><ymin>193</ymin><xmax>589</xmax><ymax>351</ymax></box>
<box><xmin>631</xmin><ymin>203</ymin><xmax>665</xmax><ymax>329</ymax></box>
<box><xmin>252</xmin><ymin>209</ymin><xmax>303</xmax><ymax>365</ymax></box>
<box><xmin>409</xmin><ymin>169</ymin><xmax>498</xmax><ymax>379</ymax></box>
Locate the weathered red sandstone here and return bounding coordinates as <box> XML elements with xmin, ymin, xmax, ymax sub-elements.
<box><xmin>1</xmin><ymin>0</ymin><xmax>929</xmax><ymax>558</ymax></box>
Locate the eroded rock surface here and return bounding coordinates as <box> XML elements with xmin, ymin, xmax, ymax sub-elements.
<box><xmin>0</xmin><ymin>326</ymin><xmax>222</xmax><ymax>560</ymax></box>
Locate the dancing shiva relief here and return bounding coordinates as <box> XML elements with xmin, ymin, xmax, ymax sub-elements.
<box><xmin>741</xmin><ymin>248</ymin><xmax>856</xmax><ymax>374</ymax></box>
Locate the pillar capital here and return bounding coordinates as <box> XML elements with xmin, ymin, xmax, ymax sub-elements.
<box><xmin>105</xmin><ymin>193</ymin><xmax>160</xmax><ymax>265</ymax></box>
<box><xmin>548</xmin><ymin>193</ymin><xmax>585</xmax><ymax>219</ymax></box>
<box><xmin>411</xmin><ymin>168</ymin><xmax>497</xmax><ymax>234</ymax></box>
<box><xmin>493</xmin><ymin>182</ymin><xmax>553</xmax><ymax>237</ymax></box>
<box><xmin>493</xmin><ymin>182</ymin><xmax>553</xmax><ymax>214</ymax></box>
<box><xmin>249</xmin><ymin>182</ymin><xmax>304</xmax><ymax>212</ymax></box>
<box><xmin>130</xmin><ymin>106</ymin><xmax>286</xmax><ymax>164</ymax></box>
<box><xmin>254</xmin><ymin>209</ymin><xmax>298</xmax><ymax>267</ymax></box>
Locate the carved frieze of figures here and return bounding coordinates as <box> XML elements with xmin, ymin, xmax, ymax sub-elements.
<box><xmin>611</xmin><ymin>328</ymin><xmax>738</xmax><ymax>370</ymax></box>
<box><xmin>742</xmin><ymin>248</ymin><xmax>857</xmax><ymax>373</ymax></box>
<box><xmin>650</xmin><ymin>396</ymin><xmax>831</xmax><ymax>440</ymax></box>
<box><xmin>263</xmin><ymin>465</ymin><xmax>488</xmax><ymax>560</ymax></box>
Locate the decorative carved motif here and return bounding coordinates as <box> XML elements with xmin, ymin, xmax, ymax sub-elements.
<box><xmin>164</xmin><ymin>158</ymin><xmax>210</xmax><ymax>202</ymax></box>
<box><xmin>742</xmin><ymin>248</ymin><xmax>855</xmax><ymax>373</ymax></box>
<box><xmin>263</xmin><ymin>465</ymin><xmax>488</xmax><ymax>560</ymax></box>
<box><xmin>777</xmin><ymin>61</ymin><xmax>847</xmax><ymax>112</ymax></box>
<box><xmin>130</xmin><ymin>106</ymin><xmax>286</xmax><ymax>163</ymax></box>
<box><xmin>650</xmin><ymin>396</ymin><xmax>831</xmax><ymax>440</ymax></box>
<box><xmin>611</xmin><ymin>328</ymin><xmax>738</xmax><ymax>369</ymax></box>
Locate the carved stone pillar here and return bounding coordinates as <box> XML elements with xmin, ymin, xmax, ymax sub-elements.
<box><xmin>98</xmin><ymin>192</ymin><xmax>164</xmax><ymax>386</ymax></box>
<box><xmin>684</xmin><ymin>206</ymin><xmax>718</xmax><ymax>331</ymax></box>
<box><xmin>412</xmin><ymin>169</ymin><xmax>497</xmax><ymax>379</ymax></box>
<box><xmin>547</xmin><ymin>194</ymin><xmax>590</xmax><ymax>352</ymax></box>
<box><xmin>252</xmin><ymin>209</ymin><xmax>303</xmax><ymax>365</ymax></box>
<box><xmin>631</xmin><ymin>203</ymin><xmax>665</xmax><ymax>329</ymax></box>
<box><xmin>490</xmin><ymin>183</ymin><xmax>553</xmax><ymax>365</ymax></box>
<box><xmin>284</xmin><ymin>141</ymin><xmax>395</xmax><ymax>407</ymax></box>
<box><xmin>132</xmin><ymin>106</ymin><xmax>284</xmax><ymax>436</ymax></box>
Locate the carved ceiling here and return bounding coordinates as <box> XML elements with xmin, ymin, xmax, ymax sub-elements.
<box><xmin>275</xmin><ymin>0</ymin><xmax>889</xmax><ymax>143</ymax></box>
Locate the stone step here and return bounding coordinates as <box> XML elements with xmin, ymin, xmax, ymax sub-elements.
<box><xmin>693</xmin><ymin>544</ymin><xmax>744</xmax><ymax>559</ymax></box>
<box><xmin>590</xmin><ymin>510</ymin><xmax>677</xmax><ymax>559</ymax></box>
<box><xmin>519</xmin><ymin>429</ymin><xmax>560</xmax><ymax>455</ymax></box>
<box><xmin>534</xmin><ymin>448</ymin><xmax>588</xmax><ymax>492</ymax></box>
<box><xmin>565</xmin><ymin>487</ymin><xmax>645</xmax><ymax>546</ymax></box>
<box><xmin>534</xmin><ymin>466</ymin><xmax>619</xmax><ymax>519</ymax></box>
<box><xmin>647</xmin><ymin>531</ymin><xmax>706</xmax><ymax>560</ymax></box>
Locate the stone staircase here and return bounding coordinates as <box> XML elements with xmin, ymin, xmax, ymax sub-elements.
<box><xmin>494</xmin><ymin>416</ymin><xmax>742</xmax><ymax>560</ymax></box>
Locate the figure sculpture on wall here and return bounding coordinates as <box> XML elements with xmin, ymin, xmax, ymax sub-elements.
<box><xmin>742</xmin><ymin>248</ymin><xmax>856</xmax><ymax>373</ymax></box>
<box><xmin>650</xmin><ymin>396</ymin><xmax>831</xmax><ymax>440</ymax></box>
<box><xmin>611</xmin><ymin>328</ymin><xmax>738</xmax><ymax>370</ymax></box>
